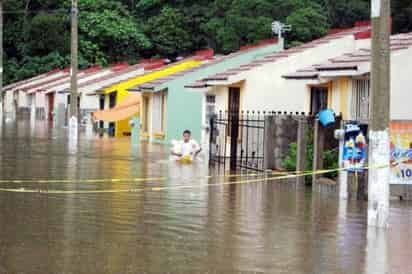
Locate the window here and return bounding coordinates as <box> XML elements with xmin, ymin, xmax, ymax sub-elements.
<box><xmin>99</xmin><ymin>95</ymin><xmax>105</xmax><ymax>110</ymax></box>
<box><xmin>352</xmin><ymin>79</ymin><xmax>370</xmax><ymax>122</ymax></box>
<box><xmin>310</xmin><ymin>87</ymin><xmax>328</xmax><ymax>114</ymax></box>
<box><xmin>109</xmin><ymin>92</ymin><xmax>117</xmax><ymax>109</ymax></box>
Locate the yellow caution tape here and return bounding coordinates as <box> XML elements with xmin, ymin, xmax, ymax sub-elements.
<box><xmin>0</xmin><ymin>160</ymin><xmax>398</xmax><ymax>194</ymax></box>
<box><xmin>0</xmin><ymin>165</ymin><xmax>376</xmax><ymax>195</ymax></box>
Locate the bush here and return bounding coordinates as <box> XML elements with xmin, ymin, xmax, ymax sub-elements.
<box><xmin>282</xmin><ymin>139</ymin><xmax>339</xmax><ymax>185</ymax></box>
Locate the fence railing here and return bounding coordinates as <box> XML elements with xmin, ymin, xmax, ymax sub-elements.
<box><xmin>209</xmin><ymin>111</ymin><xmax>318</xmax><ymax>172</ymax></box>
<box><xmin>209</xmin><ymin>111</ymin><xmax>266</xmax><ymax>171</ymax></box>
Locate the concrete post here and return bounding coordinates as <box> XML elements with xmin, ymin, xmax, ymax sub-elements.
<box><xmin>30</xmin><ymin>102</ymin><xmax>36</xmax><ymax>131</ymax></box>
<box><xmin>85</xmin><ymin>113</ymin><xmax>94</xmax><ymax>138</ymax></box>
<box><xmin>338</xmin><ymin>122</ymin><xmax>348</xmax><ymax>200</ymax></box>
<box><xmin>339</xmin><ymin>137</ymin><xmax>348</xmax><ymax>200</ymax></box>
<box><xmin>0</xmin><ymin>1</ymin><xmax>3</xmax><ymax>127</ymax></box>
<box><xmin>69</xmin><ymin>0</ymin><xmax>79</xmax><ymax>138</ymax></box>
<box><xmin>274</xmin><ymin>115</ymin><xmax>283</xmax><ymax>169</ymax></box>
<box><xmin>296</xmin><ymin>117</ymin><xmax>308</xmax><ymax>186</ymax></box>
<box><xmin>264</xmin><ymin>115</ymin><xmax>276</xmax><ymax>170</ymax></box>
<box><xmin>368</xmin><ymin>0</ymin><xmax>391</xmax><ymax>228</ymax></box>
<box><xmin>56</xmin><ymin>103</ymin><xmax>66</xmax><ymax>127</ymax></box>
<box><xmin>131</xmin><ymin>116</ymin><xmax>140</xmax><ymax>148</ymax></box>
<box><xmin>69</xmin><ymin>116</ymin><xmax>78</xmax><ymax>140</ymax></box>
<box><xmin>312</xmin><ymin>119</ymin><xmax>325</xmax><ymax>190</ymax></box>
<box><xmin>30</xmin><ymin>102</ymin><xmax>36</xmax><ymax>122</ymax></box>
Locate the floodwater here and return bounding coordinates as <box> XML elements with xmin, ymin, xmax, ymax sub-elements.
<box><xmin>0</xmin><ymin>120</ymin><xmax>412</xmax><ymax>274</ymax></box>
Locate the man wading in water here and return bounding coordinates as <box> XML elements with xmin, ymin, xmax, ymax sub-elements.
<box><xmin>171</xmin><ymin>130</ymin><xmax>201</xmax><ymax>163</ymax></box>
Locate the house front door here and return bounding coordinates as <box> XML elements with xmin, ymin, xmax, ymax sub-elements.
<box><xmin>47</xmin><ymin>93</ymin><xmax>55</xmax><ymax>121</ymax></box>
<box><xmin>99</xmin><ymin>95</ymin><xmax>105</xmax><ymax>129</ymax></box>
<box><xmin>310</xmin><ymin>86</ymin><xmax>328</xmax><ymax>114</ymax></box>
<box><xmin>228</xmin><ymin>87</ymin><xmax>240</xmax><ymax>170</ymax></box>
<box><xmin>142</xmin><ymin>95</ymin><xmax>151</xmax><ymax>134</ymax></box>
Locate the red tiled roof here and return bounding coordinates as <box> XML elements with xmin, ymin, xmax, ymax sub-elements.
<box><xmin>187</xmin><ymin>24</ymin><xmax>373</xmax><ymax>88</ymax></box>
<box><xmin>20</xmin><ymin>72</ymin><xmax>69</xmax><ymax>92</ymax></box>
<box><xmin>97</xmin><ymin>56</ymin><xmax>202</xmax><ymax>92</ymax></box>
<box><xmin>3</xmin><ymin>69</ymin><xmax>62</xmax><ymax>92</ymax></box>
<box><xmin>74</xmin><ymin>59</ymin><xmax>167</xmax><ymax>90</ymax></box>
<box><xmin>131</xmin><ymin>39</ymin><xmax>280</xmax><ymax>91</ymax></box>
<box><xmin>283</xmin><ymin>32</ymin><xmax>412</xmax><ymax>79</ymax></box>
<box><xmin>29</xmin><ymin>65</ymin><xmax>104</xmax><ymax>92</ymax></box>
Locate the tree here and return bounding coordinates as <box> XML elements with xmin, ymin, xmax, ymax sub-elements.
<box><xmin>2</xmin><ymin>0</ymin><xmax>412</xmax><ymax>85</ymax></box>
<box><xmin>286</xmin><ymin>5</ymin><xmax>329</xmax><ymax>45</ymax></box>
<box><xmin>77</xmin><ymin>0</ymin><xmax>150</xmax><ymax>63</ymax></box>
<box><xmin>145</xmin><ymin>6</ymin><xmax>191</xmax><ymax>57</ymax></box>
<box><xmin>203</xmin><ymin>0</ymin><xmax>278</xmax><ymax>53</ymax></box>
<box><xmin>392</xmin><ymin>0</ymin><xmax>412</xmax><ymax>33</ymax></box>
<box><xmin>322</xmin><ymin>0</ymin><xmax>370</xmax><ymax>28</ymax></box>
<box><xmin>26</xmin><ymin>12</ymin><xmax>69</xmax><ymax>56</ymax></box>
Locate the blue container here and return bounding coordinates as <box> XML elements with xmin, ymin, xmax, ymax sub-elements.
<box><xmin>318</xmin><ymin>109</ymin><xmax>335</xmax><ymax>127</ymax></box>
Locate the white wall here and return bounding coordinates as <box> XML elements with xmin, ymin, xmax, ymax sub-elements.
<box><xmin>328</xmin><ymin>47</ymin><xmax>412</xmax><ymax>121</ymax></box>
<box><xmin>80</xmin><ymin>94</ymin><xmax>99</xmax><ymax>110</ymax></box>
<box><xmin>355</xmin><ymin>38</ymin><xmax>371</xmax><ymax>50</ymax></box>
<box><xmin>4</xmin><ymin>90</ymin><xmax>14</xmax><ymax>113</ymax></box>
<box><xmin>391</xmin><ymin>47</ymin><xmax>412</xmax><ymax>120</ymax></box>
<box><xmin>241</xmin><ymin>36</ymin><xmax>357</xmax><ymax>112</ymax></box>
<box><xmin>18</xmin><ymin>91</ymin><xmax>29</xmax><ymax>109</ymax></box>
<box><xmin>35</xmin><ymin>92</ymin><xmax>46</xmax><ymax>110</ymax></box>
<box><xmin>208</xmin><ymin>85</ymin><xmax>229</xmax><ymax>113</ymax></box>
<box><xmin>211</xmin><ymin>35</ymin><xmax>358</xmax><ymax>113</ymax></box>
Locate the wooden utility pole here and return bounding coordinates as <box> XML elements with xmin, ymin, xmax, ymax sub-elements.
<box><xmin>0</xmin><ymin>0</ymin><xmax>3</xmax><ymax>123</ymax></box>
<box><xmin>69</xmin><ymin>0</ymin><xmax>78</xmax><ymax>124</ymax></box>
<box><xmin>368</xmin><ymin>0</ymin><xmax>391</xmax><ymax>228</ymax></box>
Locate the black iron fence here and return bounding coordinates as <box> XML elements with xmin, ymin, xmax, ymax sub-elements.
<box><xmin>209</xmin><ymin>111</ymin><xmax>266</xmax><ymax>171</ymax></box>
<box><xmin>209</xmin><ymin>110</ymin><xmax>346</xmax><ymax>173</ymax></box>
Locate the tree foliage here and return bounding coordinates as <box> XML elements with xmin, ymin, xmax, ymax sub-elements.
<box><xmin>3</xmin><ymin>0</ymin><xmax>412</xmax><ymax>84</ymax></box>
<box><xmin>286</xmin><ymin>5</ymin><xmax>329</xmax><ymax>44</ymax></box>
<box><xmin>145</xmin><ymin>6</ymin><xmax>191</xmax><ymax>57</ymax></box>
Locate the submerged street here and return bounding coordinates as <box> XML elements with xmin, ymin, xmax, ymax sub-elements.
<box><xmin>0</xmin><ymin>120</ymin><xmax>411</xmax><ymax>273</ymax></box>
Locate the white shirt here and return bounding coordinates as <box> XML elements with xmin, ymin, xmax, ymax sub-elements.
<box><xmin>180</xmin><ymin>140</ymin><xmax>200</xmax><ymax>156</ymax></box>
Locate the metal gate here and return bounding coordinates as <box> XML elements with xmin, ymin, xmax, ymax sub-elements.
<box><xmin>209</xmin><ymin>111</ymin><xmax>265</xmax><ymax>171</ymax></box>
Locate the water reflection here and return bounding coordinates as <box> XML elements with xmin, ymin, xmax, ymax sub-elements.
<box><xmin>0</xmin><ymin>120</ymin><xmax>412</xmax><ymax>273</ymax></box>
<box><xmin>365</xmin><ymin>227</ymin><xmax>388</xmax><ymax>274</ymax></box>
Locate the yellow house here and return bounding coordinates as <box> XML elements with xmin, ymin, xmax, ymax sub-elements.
<box><xmin>99</xmin><ymin>59</ymin><xmax>203</xmax><ymax>137</ymax></box>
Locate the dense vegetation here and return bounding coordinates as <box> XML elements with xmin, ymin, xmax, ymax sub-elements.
<box><xmin>4</xmin><ymin>0</ymin><xmax>412</xmax><ymax>84</ymax></box>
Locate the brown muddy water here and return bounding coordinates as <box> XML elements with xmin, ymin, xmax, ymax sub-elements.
<box><xmin>0</xmin><ymin>120</ymin><xmax>411</xmax><ymax>274</ymax></box>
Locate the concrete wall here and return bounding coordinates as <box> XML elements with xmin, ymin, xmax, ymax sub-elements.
<box><xmin>264</xmin><ymin>115</ymin><xmax>299</xmax><ymax>170</ymax></box>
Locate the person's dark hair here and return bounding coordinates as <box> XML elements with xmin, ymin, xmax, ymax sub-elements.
<box><xmin>183</xmin><ymin>130</ymin><xmax>191</xmax><ymax>135</ymax></box>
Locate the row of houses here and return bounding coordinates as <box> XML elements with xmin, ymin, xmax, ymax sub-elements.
<box><xmin>4</xmin><ymin>21</ymin><xmax>412</xmax><ymax>147</ymax></box>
